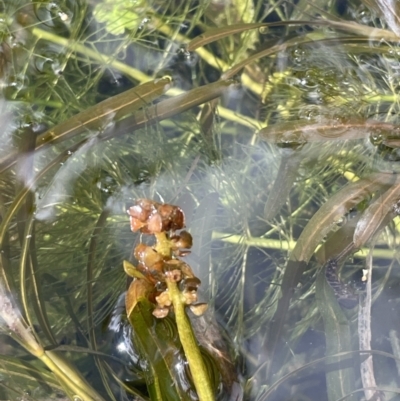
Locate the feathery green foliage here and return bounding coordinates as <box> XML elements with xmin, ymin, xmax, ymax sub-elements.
<box><xmin>1</xmin><ymin>0</ymin><xmax>400</xmax><ymax>400</ymax></box>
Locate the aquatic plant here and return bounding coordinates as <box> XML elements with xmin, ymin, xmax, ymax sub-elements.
<box><xmin>1</xmin><ymin>0</ymin><xmax>400</xmax><ymax>400</ymax></box>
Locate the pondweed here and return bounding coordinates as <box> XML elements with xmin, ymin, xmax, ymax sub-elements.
<box><xmin>1</xmin><ymin>1</ymin><xmax>400</xmax><ymax>401</ymax></box>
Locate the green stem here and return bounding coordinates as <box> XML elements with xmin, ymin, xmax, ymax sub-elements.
<box><xmin>211</xmin><ymin>231</ymin><xmax>396</xmax><ymax>260</ymax></box>
<box><xmin>149</xmin><ymin>366</ymin><xmax>163</xmax><ymax>401</ymax></box>
<box><xmin>166</xmin><ymin>279</ymin><xmax>215</xmax><ymax>401</ymax></box>
<box><xmin>40</xmin><ymin>351</ymin><xmax>106</xmax><ymax>401</ymax></box>
<box><xmin>30</xmin><ymin>28</ymin><xmax>262</xmax><ymax>130</ymax></box>
<box><xmin>31</xmin><ymin>27</ymin><xmax>150</xmax><ymax>84</ymax></box>
<box><xmin>0</xmin><ymin>283</ymin><xmax>105</xmax><ymax>401</ymax></box>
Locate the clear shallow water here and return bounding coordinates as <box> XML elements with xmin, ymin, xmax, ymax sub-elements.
<box><xmin>1</xmin><ymin>1</ymin><xmax>400</xmax><ymax>400</ymax></box>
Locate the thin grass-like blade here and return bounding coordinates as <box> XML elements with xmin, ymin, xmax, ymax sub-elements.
<box><xmin>199</xmin><ymin>99</ymin><xmax>219</xmax><ymax>158</ymax></box>
<box><xmin>37</xmin><ymin>77</ymin><xmax>172</xmax><ymax>149</ymax></box>
<box><xmin>0</xmin><ymin>355</ymin><xmax>63</xmax><ymax>396</ymax></box>
<box><xmin>187</xmin><ymin>21</ymin><xmax>325</xmax><ymax>51</ymax></box>
<box><xmin>264</xmin><ymin>150</ymin><xmax>302</xmax><ymax>221</ymax></box>
<box><xmin>86</xmin><ymin>210</ymin><xmax>117</xmax><ymax>401</ymax></box>
<box><xmin>258</xmin><ymin>118</ymin><xmax>399</xmax><ymax>145</ymax></box>
<box><xmin>326</xmin><ymin>19</ymin><xmax>399</xmax><ymax>41</ymax></box>
<box><xmin>222</xmin><ymin>35</ymin><xmax>302</xmax><ymax>80</ymax></box>
<box><xmin>358</xmin><ymin>248</ymin><xmax>383</xmax><ymax>401</ymax></box>
<box><xmin>222</xmin><ymin>36</ymin><xmax>379</xmax><ymax>81</ymax></box>
<box><xmin>105</xmin><ymin>79</ymin><xmax>237</xmax><ymax>140</ymax></box>
<box><xmin>265</xmin><ymin>173</ymin><xmax>395</xmax><ymax>375</ymax></box>
<box><xmin>19</xmin><ymin>215</ymin><xmax>59</xmax><ymax>347</ymax></box>
<box><xmin>0</xmin><ymin>77</ymin><xmax>172</xmax><ymax>174</ymax></box>
<box><xmin>315</xmin><ymin>220</ymin><xmax>359</xmax><ymax>264</ymax></box>
<box><xmin>353</xmin><ymin>180</ymin><xmax>400</xmax><ymax>249</ymax></box>
<box><xmin>292</xmin><ymin>173</ymin><xmax>395</xmax><ymax>263</ymax></box>
<box><xmin>29</xmin><ymin>223</ymin><xmax>59</xmax><ymax>345</ymax></box>
<box><xmin>316</xmin><ymin>265</ymin><xmax>356</xmax><ymax>401</ymax></box>
<box><xmin>187</xmin><ymin>23</ymin><xmax>271</xmax><ymax>50</ymax></box>
<box><xmin>187</xmin><ymin>19</ymin><xmax>392</xmax><ymax>56</ymax></box>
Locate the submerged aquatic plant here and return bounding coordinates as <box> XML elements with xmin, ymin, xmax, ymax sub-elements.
<box><xmin>2</xmin><ymin>0</ymin><xmax>400</xmax><ymax>400</ymax></box>
<box><xmin>123</xmin><ymin>198</ymin><xmax>235</xmax><ymax>401</ymax></box>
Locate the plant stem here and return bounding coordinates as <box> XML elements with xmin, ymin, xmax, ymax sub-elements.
<box><xmin>30</xmin><ymin>28</ymin><xmax>262</xmax><ymax>130</ymax></box>
<box><xmin>0</xmin><ymin>284</ymin><xmax>105</xmax><ymax>401</ymax></box>
<box><xmin>211</xmin><ymin>231</ymin><xmax>396</xmax><ymax>259</ymax></box>
<box><xmin>166</xmin><ymin>278</ymin><xmax>215</xmax><ymax>401</ymax></box>
<box><xmin>41</xmin><ymin>351</ymin><xmax>106</xmax><ymax>401</ymax></box>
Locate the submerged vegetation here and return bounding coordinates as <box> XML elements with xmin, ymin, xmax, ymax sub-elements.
<box><xmin>1</xmin><ymin>0</ymin><xmax>400</xmax><ymax>400</ymax></box>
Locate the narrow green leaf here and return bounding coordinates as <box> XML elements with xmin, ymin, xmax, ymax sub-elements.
<box><xmin>123</xmin><ymin>260</ymin><xmax>146</xmax><ymax>279</ymax></box>
<box><xmin>293</xmin><ymin>173</ymin><xmax>395</xmax><ymax>263</ymax></box>
<box><xmin>37</xmin><ymin>77</ymin><xmax>172</xmax><ymax>149</ymax></box>
<box><xmin>128</xmin><ymin>298</ymin><xmax>195</xmax><ymax>401</ymax></box>
<box><xmin>315</xmin><ymin>222</ymin><xmax>358</xmax><ymax>264</ymax></box>
<box><xmin>326</xmin><ymin>19</ymin><xmax>399</xmax><ymax>41</ymax></box>
<box><xmin>221</xmin><ymin>36</ymin><xmax>373</xmax><ymax>81</ymax></box>
<box><xmin>353</xmin><ymin>180</ymin><xmax>400</xmax><ymax>249</ymax></box>
<box><xmin>187</xmin><ymin>21</ymin><xmax>326</xmax><ymax>51</ymax></box>
<box><xmin>258</xmin><ymin>118</ymin><xmax>399</xmax><ymax>145</ymax></box>
<box><xmin>187</xmin><ymin>23</ymin><xmax>271</xmax><ymax>51</ymax></box>
<box><xmin>221</xmin><ymin>35</ymin><xmax>303</xmax><ymax>80</ymax></box>
<box><xmin>104</xmin><ymin>79</ymin><xmax>237</xmax><ymax>141</ymax></box>
<box><xmin>0</xmin><ymin>355</ymin><xmax>61</xmax><ymax>390</ymax></box>
<box><xmin>316</xmin><ymin>265</ymin><xmax>356</xmax><ymax>401</ymax></box>
<box><xmin>86</xmin><ymin>210</ymin><xmax>117</xmax><ymax>401</ymax></box>
<box><xmin>265</xmin><ymin>173</ymin><xmax>394</xmax><ymax>375</ymax></box>
<box><xmin>0</xmin><ymin>77</ymin><xmax>172</xmax><ymax>174</ymax></box>
<box><xmin>264</xmin><ymin>150</ymin><xmax>302</xmax><ymax>221</ymax></box>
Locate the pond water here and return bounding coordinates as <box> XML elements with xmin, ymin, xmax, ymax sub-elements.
<box><xmin>1</xmin><ymin>1</ymin><xmax>400</xmax><ymax>400</ymax></box>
